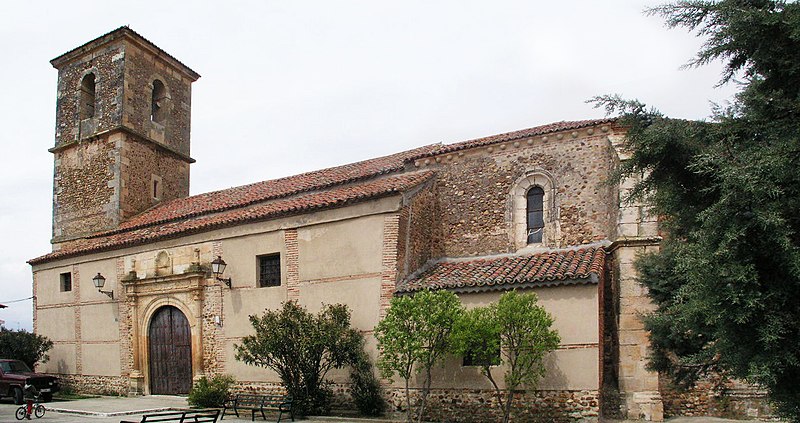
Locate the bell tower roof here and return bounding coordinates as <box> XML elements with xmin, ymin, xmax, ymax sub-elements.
<box><xmin>51</xmin><ymin>26</ymin><xmax>200</xmax><ymax>81</ymax></box>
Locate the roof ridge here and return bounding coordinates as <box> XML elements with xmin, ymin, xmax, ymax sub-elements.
<box><xmin>404</xmin><ymin>118</ymin><xmax>617</xmax><ymax>162</ymax></box>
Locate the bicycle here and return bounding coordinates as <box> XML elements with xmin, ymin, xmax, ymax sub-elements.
<box><xmin>14</xmin><ymin>385</ymin><xmax>45</xmax><ymax>420</ymax></box>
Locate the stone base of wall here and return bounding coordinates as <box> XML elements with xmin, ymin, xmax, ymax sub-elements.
<box><xmin>385</xmin><ymin>388</ymin><xmax>599</xmax><ymax>423</ymax></box>
<box><xmin>660</xmin><ymin>377</ymin><xmax>776</xmax><ymax>421</ymax></box>
<box><xmin>52</xmin><ymin>374</ymin><xmax>129</xmax><ymax>396</ymax></box>
<box><xmin>231</xmin><ymin>382</ymin><xmax>598</xmax><ymax>422</ymax></box>
<box><xmin>232</xmin><ymin>381</ymin><xmax>355</xmax><ymax>411</ymax></box>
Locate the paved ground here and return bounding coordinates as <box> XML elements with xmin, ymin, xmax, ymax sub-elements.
<box><xmin>0</xmin><ymin>396</ymin><xmax>774</xmax><ymax>422</ymax></box>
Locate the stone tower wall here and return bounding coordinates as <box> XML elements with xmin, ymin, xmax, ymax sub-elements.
<box><xmin>52</xmin><ymin>135</ymin><xmax>119</xmax><ymax>242</ymax></box>
<box><xmin>53</xmin><ymin>40</ymin><xmax>125</xmax><ymax>147</ymax></box>
<box><xmin>118</xmin><ymin>134</ymin><xmax>190</xmax><ymax>221</ymax></box>
<box><xmin>49</xmin><ymin>28</ymin><xmax>198</xmax><ymax>244</ymax></box>
<box><xmin>122</xmin><ymin>41</ymin><xmax>193</xmax><ymax>156</ymax></box>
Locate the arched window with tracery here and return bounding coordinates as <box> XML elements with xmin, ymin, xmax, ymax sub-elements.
<box><xmin>151</xmin><ymin>79</ymin><xmax>167</xmax><ymax>123</ymax></box>
<box><xmin>526</xmin><ymin>186</ymin><xmax>545</xmax><ymax>244</ymax></box>
<box><xmin>79</xmin><ymin>73</ymin><xmax>96</xmax><ymax>119</ymax></box>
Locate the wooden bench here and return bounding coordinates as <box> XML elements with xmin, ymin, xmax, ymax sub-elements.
<box><xmin>120</xmin><ymin>409</ymin><xmax>220</xmax><ymax>423</ymax></box>
<box><xmin>222</xmin><ymin>394</ymin><xmax>293</xmax><ymax>422</ymax></box>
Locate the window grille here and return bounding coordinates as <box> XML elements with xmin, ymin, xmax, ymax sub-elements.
<box><xmin>257</xmin><ymin>254</ymin><xmax>281</xmax><ymax>288</ymax></box>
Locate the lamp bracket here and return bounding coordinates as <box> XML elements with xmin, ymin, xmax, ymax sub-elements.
<box><xmin>216</xmin><ymin>277</ymin><xmax>232</xmax><ymax>288</ymax></box>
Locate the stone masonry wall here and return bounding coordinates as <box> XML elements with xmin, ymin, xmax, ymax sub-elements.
<box><xmin>230</xmin><ymin>380</ymin><xmax>598</xmax><ymax>422</ymax></box>
<box><xmin>396</xmin><ymin>181</ymin><xmax>445</xmax><ymax>280</ymax></box>
<box><xmin>414</xmin><ymin>127</ymin><xmax>619</xmax><ymax>258</ymax></box>
<box><xmin>660</xmin><ymin>378</ymin><xmax>775</xmax><ymax>421</ymax></box>
<box><xmin>119</xmin><ymin>133</ymin><xmax>190</xmax><ymax>221</ymax></box>
<box><xmin>53</xmin><ymin>41</ymin><xmax>124</xmax><ymax>146</ymax></box>
<box><xmin>53</xmin><ymin>136</ymin><xmax>118</xmax><ymax>242</ymax></box>
<box><xmin>386</xmin><ymin>388</ymin><xmax>599</xmax><ymax>422</ymax></box>
<box><xmin>201</xmin><ymin>282</ymin><xmax>225</xmax><ymax>376</ymax></box>
<box><xmin>54</xmin><ymin>374</ymin><xmax>128</xmax><ymax>396</ymax></box>
<box><xmin>123</xmin><ymin>41</ymin><xmax>193</xmax><ymax>156</ymax></box>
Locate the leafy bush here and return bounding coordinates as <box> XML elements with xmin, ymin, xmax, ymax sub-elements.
<box><xmin>188</xmin><ymin>374</ymin><xmax>235</xmax><ymax>408</ymax></box>
<box><xmin>349</xmin><ymin>348</ymin><xmax>386</xmax><ymax>417</ymax></box>
<box><xmin>0</xmin><ymin>327</ymin><xmax>53</xmax><ymax>369</ymax></box>
<box><xmin>235</xmin><ymin>301</ymin><xmax>362</xmax><ymax>416</ymax></box>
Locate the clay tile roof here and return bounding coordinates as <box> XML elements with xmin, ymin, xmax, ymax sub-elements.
<box><xmin>397</xmin><ymin>246</ymin><xmax>606</xmax><ymax>294</ymax></box>
<box><xmin>29</xmin><ymin>171</ymin><xmax>435</xmax><ymax>265</ymax></box>
<box><xmin>102</xmin><ymin>144</ymin><xmax>441</xmax><ymax>236</ymax></box>
<box><xmin>408</xmin><ymin>118</ymin><xmax>616</xmax><ymax>161</ymax></box>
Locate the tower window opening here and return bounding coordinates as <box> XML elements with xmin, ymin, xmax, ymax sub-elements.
<box><xmin>79</xmin><ymin>73</ymin><xmax>96</xmax><ymax>119</ymax></box>
<box><xmin>151</xmin><ymin>79</ymin><xmax>167</xmax><ymax>123</ymax></box>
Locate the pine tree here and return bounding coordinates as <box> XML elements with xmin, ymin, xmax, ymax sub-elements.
<box><xmin>594</xmin><ymin>1</ymin><xmax>800</xmax><ymax>420</ymax></box>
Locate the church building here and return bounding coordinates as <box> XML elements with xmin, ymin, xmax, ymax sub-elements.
<box><xmin>28</xmin><ymin>27</ymin><xmax>726</xmax><ymax>422</ymax></box>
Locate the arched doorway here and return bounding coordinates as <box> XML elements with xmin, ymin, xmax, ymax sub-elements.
<box><xmin>148</xmin><ymin>305</ymin><xmax>192</xmax><ymax>394</ymax></box>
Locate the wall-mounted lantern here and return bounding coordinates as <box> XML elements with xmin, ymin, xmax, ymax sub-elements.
<box><xmin>92</xmin><ymin>273</ymin><xmax>114</xmax><ymax>299</ymax></box>
<box><xmin>211</xmin><ymin>256</ymin><xmax>232</xmax><ymax>288</ymax></box>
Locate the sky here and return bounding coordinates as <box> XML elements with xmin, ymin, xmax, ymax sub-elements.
<box><xmin>0</xmin><ymin>0</ymin><xmax>739</xmax><ymax>331</ymax></box>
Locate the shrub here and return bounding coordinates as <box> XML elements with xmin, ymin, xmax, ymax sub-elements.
<box><xmin>235</xmin><ymin>301</ymin><xmax>362</xmax><ymax>416</ymax></box>
<box><xmin>188</xmin><ymin>374</ymin><xmax>236</xmax><ymax>408</ymax></box>
<box><xmin>0</xmin><ymin>327</ymin><xmax>53</xmax><ymax>369</ymax></box>
<box><xmin>349</xmin><ymin>348</ymin><xmax>386</xmax><ymax>417</ymax></box>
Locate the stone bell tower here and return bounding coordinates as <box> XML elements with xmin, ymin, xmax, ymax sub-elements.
<box><xmin>49</xmin><ymin>27</ymin><xmax>200</xmax><ymax>247</ymax></box>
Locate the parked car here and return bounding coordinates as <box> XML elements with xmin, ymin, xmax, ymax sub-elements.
<box><xmin>0</xmin><ymin>359</ymin><xmax>59</xmax><ymax>404</ymax></box>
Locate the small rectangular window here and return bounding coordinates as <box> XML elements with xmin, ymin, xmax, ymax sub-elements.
<box><xmin>257</xmin><ymin>254</ymin><xmax>281</xmax><ymax>288</ymax></box>
<box><xmin>60</xmin><ymin>272</ymin><xmax>72</xmax><ymax>292</ymax></box>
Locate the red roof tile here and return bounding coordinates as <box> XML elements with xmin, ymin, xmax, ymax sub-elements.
<box><xmin>30</xmin><ymin>118</ymin><xmax>615</xmax><ymax>266</ymax></box>
<box><xmin>104</xmin><ymin>144</ymin><xmax>440</xmax><ymax>235</ymax></box>
<box><xmin>397</xmin><ymin>246</ymin><xmax>605</xmax><ymax>293</ymax></box>
<box><xmin>29</xmin><ymin>171</ymin><xmax>435</xmax><ymax>265</ymax></box>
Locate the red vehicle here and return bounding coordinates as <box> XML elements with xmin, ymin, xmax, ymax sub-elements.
<box><xmin>0</xmin><ymin>360</ymin><xmax>59</xmax><ymax>404</ymax></box>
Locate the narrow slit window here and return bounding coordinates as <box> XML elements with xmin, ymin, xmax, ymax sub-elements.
<box><xmin>79</xmin><ymin>73</ymin><xmax>96</xmax><ymax>119</ymax></box>
<box><xmin>526</xmin><ymin>186</ymin><xmax>545</xmax><ymax>244</ymax></box>
<box><xmin>151</xmin><ymin>175</ymin><xmax>162</xmax><ymax>201</ymax></box>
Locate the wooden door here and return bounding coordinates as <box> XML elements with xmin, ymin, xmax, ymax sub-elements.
<box><xmin>148</xmin><ymin>306</ymin><xmax>192</xmax><ymax>394</ymax></box>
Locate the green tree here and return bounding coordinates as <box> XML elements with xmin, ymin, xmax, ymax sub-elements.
<box><xmin>0</xmin><ymin>327</ymin><xmax>53</xmax><ymax>369</ymax></box>
<box><xmin>593</xmin><ymin>1</ymin><xmax>800</xmax><ymax>420</ymax></box>
<box><xmin>235</xmin><ymin>301</ymin><xmax>362</xmax><ymax>416</ymax></box>
<box><xmin>452</xmin><ymin>291</ymin><xmax>560</xmax><ymax>423</ymax></box>
<box><xmin>374</xmin><ymin>289</ymin><xmax>463</xmax><ymax>422</ymax></box>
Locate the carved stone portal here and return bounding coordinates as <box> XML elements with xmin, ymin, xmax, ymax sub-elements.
<box><xmin>121</xmin><ymin>271</ymin><xmax>207</xmax><ymax>395</ymax></box>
